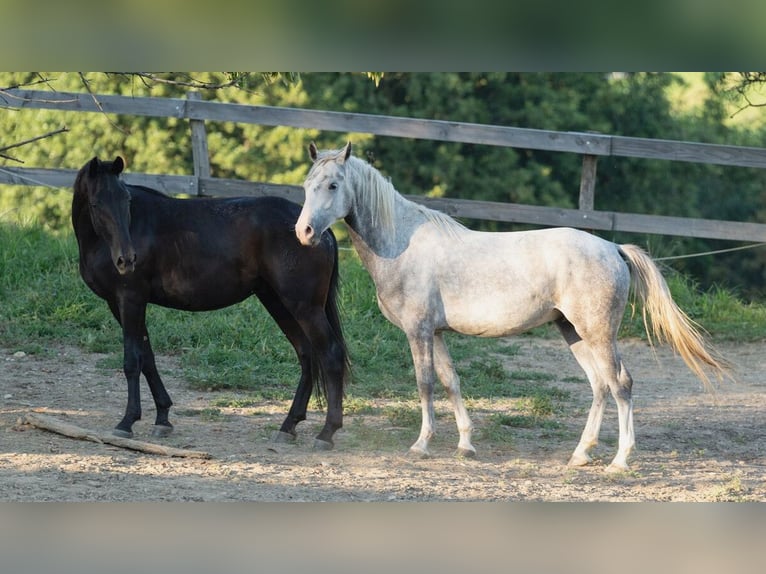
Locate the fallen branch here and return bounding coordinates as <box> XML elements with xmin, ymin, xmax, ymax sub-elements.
<box><xmin>24</xmin><ymin>412</ymin><xmax>211</xmax><ymax>459</ymax></box>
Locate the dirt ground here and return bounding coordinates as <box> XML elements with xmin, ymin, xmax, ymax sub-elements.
<box><xmin>1</xmin><ymin>337</ymin><xmax>764</xmax><ymax>501</ymax></box>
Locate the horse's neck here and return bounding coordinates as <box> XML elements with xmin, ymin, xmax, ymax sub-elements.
<box><xmin>345</xmin><ymin>188</ymin><xmax>420</xmax><ymax>263</ymax></box>
<box><xmin>345</xmin><ymin>224</ymin><xmax>386</xmax><ymax>277</ymax></box>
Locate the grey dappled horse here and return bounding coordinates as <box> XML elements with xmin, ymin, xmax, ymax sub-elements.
<box><xmin>295</xmin><ymin>142</ymin><xmax>728</xmax><ymax>472</ymax></box>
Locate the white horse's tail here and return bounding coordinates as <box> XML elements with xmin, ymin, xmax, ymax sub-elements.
<box><xmin>619</xmin><ymin>244</ymin><xmax>730</xmax><ymax>390</ymax></box>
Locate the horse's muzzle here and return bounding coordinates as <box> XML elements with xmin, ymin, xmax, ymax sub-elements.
<box><xmin>296</xmin><ymin>223</ymin><xmax>319</xmax><ymax>247</ymax></box>
<box><xmin>115</xmin><ymin>252</ymin><xmax>137</xmax><ymax>275</ymax></box>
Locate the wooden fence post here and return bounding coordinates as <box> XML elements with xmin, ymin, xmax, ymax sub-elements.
<box><xmin>578</xmin><ymin>154</ymin><xmax>598</xmax><ymax>211</ymax></box>
<box><xmin>187</xmin><ymin>91</ymin><xmax>210</xmax><ymax>196</ymax></box>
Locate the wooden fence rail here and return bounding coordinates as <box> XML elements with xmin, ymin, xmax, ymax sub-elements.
<box><xmin>2</xmin><ymin>88</ymin><xmax>766</xmax><ymax>242</ymax></box>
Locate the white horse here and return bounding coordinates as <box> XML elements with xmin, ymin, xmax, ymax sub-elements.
<box><xmin>296</xmin><ymin>142</ymin><xmax>728</xmax><ymax>471</ymax></box>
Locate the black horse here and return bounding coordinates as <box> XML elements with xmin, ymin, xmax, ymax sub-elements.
<box><xmin>72</xmin><ymin>156</ymin><xmax>349</xmax><ymax>449</ymax></box>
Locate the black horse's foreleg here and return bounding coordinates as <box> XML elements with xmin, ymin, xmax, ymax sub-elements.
<box><xmin>114</xmin><ymin>331</ymin><xmax>143</xmax><ymax>438</ymax></box>
<box><xmin>110</xmin><ymin>298</ymin><xmax>148</xmax><ymax>438</ymax></box>
<box><xmin>140</xmin><ymin>331</ymin><xmax>174</xmax><ymax>437</ymax></box>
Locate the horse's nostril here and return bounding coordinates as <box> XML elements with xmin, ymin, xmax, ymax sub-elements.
<box><xmin>116</xmin><ymin>254</ymin><xmax>135</xmax><ymax>273</ymax></box>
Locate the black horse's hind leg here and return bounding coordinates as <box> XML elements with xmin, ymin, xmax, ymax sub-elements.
<box><xmin>295</xmin><ymin>309</ymin><xmax>346</xmax><ymax>449</ymax></box>
<box><xmin>254</xmin><ymin>286</ymin><xmax>315</xmax><ymax>442</ymax></box>
<box><xmin>140</xmin><ymin>330</ymin><xmax>174</xmax><ymax>437</ymax></box>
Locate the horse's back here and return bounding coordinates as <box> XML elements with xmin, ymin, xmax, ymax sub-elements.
<box><xmin>130</xmin><ymin>189</ymin><xmax>300</xmax><ymax>228</ymax></box>
<box><xmin>440</xmin><ymin>226</ymin><xmax>625</xmax><ymax>285</ymax></box>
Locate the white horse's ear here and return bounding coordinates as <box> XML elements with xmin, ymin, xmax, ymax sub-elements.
<box><xmin>341</xmin><ymin>141</ymin><xmax>352</xmax><ymax>162</ymax></box>
<box><xmin>308</xmin><ymin>142</ymin><xmax>319</xmax><ymax>162</ymax></box>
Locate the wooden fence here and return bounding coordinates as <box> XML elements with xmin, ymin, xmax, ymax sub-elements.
<box><xmin>2</xmin><ymin>87</ymin><xmax>766</xmax><ymax>242</ymax></box>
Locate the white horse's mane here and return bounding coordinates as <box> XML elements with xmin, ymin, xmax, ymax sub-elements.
<box><xmin>343</xmin><ymin>154</ymin><xmax>466</xmax><ymax>237</ymax></box>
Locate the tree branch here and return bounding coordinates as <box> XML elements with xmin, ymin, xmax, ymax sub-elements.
<box><xmin>78</xmin><ymin>72</ymin><xmax>130</xmax><ymax>135</ymax></box>
<box><xmin>0</xmin><ymin>126</ymin><xmax>69</xmax><ymax>154</ymax></box>
<box><xmin>109</xmin><ymin>72</ymin><xmax>245</xmax><ymax>90</ymax></box>
<box><xmin>0</xmin><ymin>127</ymin><xmax>69</xmax><ymax>164</ymax></box>
<box><xmin>717</xmin><ymin>72</ymin><xmax>766</xmax><ymax>117</ymax></box>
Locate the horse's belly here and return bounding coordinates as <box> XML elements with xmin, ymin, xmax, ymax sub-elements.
<box><xmin>149</xmin><ymin>273</ymin><xmax>251</xmax><ymax>311</ymax></box>
<box><xmin>150</xmin><ymin>291</ymin><xmax>249</xmax><ymax>312</ymax></box>
<box><xmin>443</xmin><ymin>298</ymin><xmax>561</xmax><ymax>338</ymax></box>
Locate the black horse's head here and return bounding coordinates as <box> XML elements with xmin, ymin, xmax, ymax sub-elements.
<box><xmin>77</xmin><ymin>156</ymin><xmax>137</xmax><ymax>275</ymax></box>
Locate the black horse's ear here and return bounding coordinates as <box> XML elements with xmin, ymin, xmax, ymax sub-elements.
<box><xmin>308</xmin><ymin>142</ymin><xmax>318</xmax><ymax>162</ymax></box>
<box><xmin>87</xmin><ymin>157</ymin><xmax>100</xmax><ymax>176</ymax></box>
<box><xmin>342</xmin><ymin>141</ymin><xmax>352</xmax><ymax>162</ymax></box>
<box><xmin>112</xmin><ymin>156</ymin><xmax>125</xmax><ymax>175</ymax></box>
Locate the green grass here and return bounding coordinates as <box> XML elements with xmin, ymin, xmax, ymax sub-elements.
<box><xmin>382</xmin><ymin>402</ymin><xmax>423</xmax><ymax>428</ymax></box>
<box><xmin>1</xmin><ymin>221</ymin><xmax>764</xmax><ymax>411</ymax></box>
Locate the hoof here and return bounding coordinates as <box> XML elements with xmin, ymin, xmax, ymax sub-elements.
<box><xmin>151</xmin><ymin>424</ymin><xmax>173</xmax><ymax>438</ymax></box>
<box><xmin>312</xmin><ymin>438</ymin><xmax>334</xmax><ymax>451</ymax></box>
<box><xmin>455</xmin><ymin>447</ymin><xmax>477</xmax><ymax>459</ymax></box>
<box><xmin>408</xmin><ymin>447</ymin><xmax>431</xmax><ymax>459</ymax></box>
<box><xmin>567</xmin><ymin>453</ymin><xmax>592</xmax><ymax>468</ymax></box>
<box><xmin>605</xmin><ymin>462</ymin><xmax>630</xmax><ymax>474</ymax></box>
<box><xmin>271</xmin><ymin>430</ymin><xmax>296</xmax><ymax>443</ymax></box>
<box><xmin>113</xmin><ymin>428</ymin><xmax>133</xmax><ymax>439</ymax></box>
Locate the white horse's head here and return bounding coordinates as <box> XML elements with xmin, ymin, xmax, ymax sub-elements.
<box><xmin>296</xmin><ymin>141</ymin><xmax>353</xmax><ymax>247</ymax></box>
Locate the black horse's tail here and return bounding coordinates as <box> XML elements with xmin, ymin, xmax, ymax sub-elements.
<box><xmin>312</xmin><ymin>230</ymin><xmax>351</xmax><ymax>401</ymax></box>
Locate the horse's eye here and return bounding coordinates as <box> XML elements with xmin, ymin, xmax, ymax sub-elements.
<box><xmin>328</xmin><ymin>182</ymin><xmax>338</xmax><ymax>191</ymax></box>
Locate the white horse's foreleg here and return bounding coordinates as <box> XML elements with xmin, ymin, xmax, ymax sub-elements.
<box><xmin>433</xmin><ymin>333</ymin><xmax>475</xmax><ymax>457</ymax></box>
<box><xmin>407</xmin><ymin>334</ymin><xmax>436</xmax><ymax>458</ymax></box>
<box><xmin>605</xmin><ymin>361</ymin><xmax>635</xmax><ymax>472</ymax></box>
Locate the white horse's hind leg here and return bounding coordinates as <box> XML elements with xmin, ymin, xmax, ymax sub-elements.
<box><xmin>568</xmin><ymin>340</ymin><xmax>634</xmax><ymax>471</ymax></box>
<box><xmin>605</xmin><ymin>361</ymin><xmax>634</xmax><ymax>472</ymax></box>
<box><xmin>556</xmin><ymin>321</ymin><xmax>607</xmax><ymax>466</ymax></box>
<box><xmin>557</xmin><ymin>318</ymin><xmax>636</xmax><ymax>469</ymax></box>
<box><xmin>407</xmin><ymin>333</ymin><xmax>437</xmax><ymax>458</ymax></box>
<box><xmin>433</xmin><ymin>333</ymin><xmax>475</xmax><ymax>457</ymax></box>
<box><xmin>569</xmin><ymin>374</ymin><xmax>608</xmax><ymax>467</ymax></box>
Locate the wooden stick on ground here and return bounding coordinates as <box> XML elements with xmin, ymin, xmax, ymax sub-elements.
<box><xmin>24</xmin><ymin>412</ymin><xmax>211</xmax><ymax>459</ymax></box>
